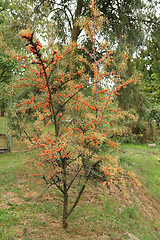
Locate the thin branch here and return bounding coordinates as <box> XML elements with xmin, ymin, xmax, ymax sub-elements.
<box><xmin>67</xmin><ymin>165</ymin><xmax>84</xmax><ymax>191</ymax></box>
<box><xmin>49</xmin><ymin>175</ymin><xmax>64</xmax><ymax>193</ymax></box>
<box><xmin>54</xmin><ymin>87</ymin><xmax>83</xmax><ymax>117</ymax></box>
<box><xmin>48</xmin><ymin>6</ymin><xmax>73</xmax><ymax>32</ymax></box>
<box><xmin>66</xmin><ymin>160</ymin><xmax>100</xmax><ymax>218</ymax></box>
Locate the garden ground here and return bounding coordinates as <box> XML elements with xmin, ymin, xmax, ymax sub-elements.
<box><xmin>0</xmin><ymin>142</ymin><xmax>160</xmax><ymax>239</ymax></box>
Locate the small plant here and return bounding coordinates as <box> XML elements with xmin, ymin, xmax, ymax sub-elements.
<box><xmin>13</xmin><ymin>0</ymin><xmax>137</xmax><ymax>228</ymax></box>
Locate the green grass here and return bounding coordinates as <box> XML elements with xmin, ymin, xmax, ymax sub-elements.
<box><xmin>0</xmin><ymin>116</ymin><xmax>8</xmax><ymax>134</ymax></box>
<box><xmin>0</xmin><ymin>116</ymin><xmax>8</xmax><ymax>149</ymax></box>
<box><xmin>119</xmin><ymin>143</ymin><xmax>160</xmax><ymax>203</ymax></box>
<box><xmin>0</xmin><ymin>143</ymin><xmax>160</xmax><ymax>239</ymax></box>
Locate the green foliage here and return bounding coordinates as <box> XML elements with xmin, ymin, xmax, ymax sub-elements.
<box><xmin>136</xmin><ymin>22</ymin><xmax>160</xmax><ymax>105</ymax></box>
<box><xmin>29</xmin><ymin>0</ymin><xmax>159</xmax><ymax>46</ymax></box>
<box><xmin>0</xmin><ymin>116</ymin><xmax>8</xmax><ymax>133</ymax></box>
<box><xmin>97</xmin><ymin>0</ymin><xmax>145</xmax><ymax>45</ymax></box>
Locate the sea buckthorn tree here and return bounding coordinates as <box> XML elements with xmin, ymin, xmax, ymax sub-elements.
<box><xmin>14</xmin><ymin>0</ymin><xmax>137</xmax><ymax>228</ymax></box>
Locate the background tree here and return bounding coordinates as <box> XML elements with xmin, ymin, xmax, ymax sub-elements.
<box><xmin>0</xmin><ymin>0</ymin><xmax>17</xmax><ymax>116</ymax></box>
<box><xmin>136</xmin><ymin>23</ymin><xmax>160</xmax><ymax>105</ymax></box>
<box><xmin>0</xmin><ymin>0</ymin><xmax>37</xmax><ymax>116</ymax></box>
<box><xmin>29</xmin><ymin>0</ymin><xmax>159</xmax><ymax>43</ymax></box>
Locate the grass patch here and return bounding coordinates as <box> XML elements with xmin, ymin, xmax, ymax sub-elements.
<box><xmin>119</xmin><ymin>143</ymin><xmax>160</xmax><ymax>203</ymax></box>
<box><xmin>0</xmin><ymin>143</ymin><xmax>160</xmax><ymax>239</ymax></box>
<box><xmin>0</xmin><ymin>116</ymin><xmax>8</xmax><ymax>134</ymax></box>
<box><xmin>0</xmin><ymin>116</ymin><xmax>8</xmax><ymax>149</ymax></box>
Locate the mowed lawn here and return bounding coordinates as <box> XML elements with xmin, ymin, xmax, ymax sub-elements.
<box><xmin>0</xmin><ymin>143</ymin><xmax>160</xmax><ymax>239</ymax></box>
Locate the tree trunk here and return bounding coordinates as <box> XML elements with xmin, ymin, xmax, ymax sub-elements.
<box><xmin>70</xmin><ymin>0</ymin><xmax>83</xmax><ymax>76</ymax></box>
<box><xmin>62</xmin><ymin>157</ymin><xmax>68</xmax><ymax>228</ymax></box>
<box><xmin>62</xmin><ymin>191</ymin><xmax>68</xmax><ymax>229</ymax></box>
<box><xmin>71</xmin><ymin>0</ymin><xmax>83</xmax><ymax>43</ymax></box>
<box><xmin>82</xmin><ymin>155</ymin><xmax>90</xmax><ymax>178</ymax></box>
